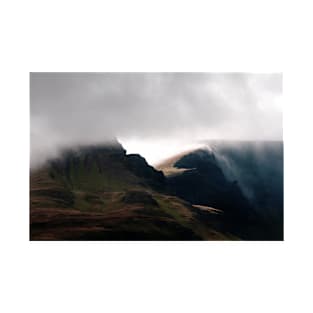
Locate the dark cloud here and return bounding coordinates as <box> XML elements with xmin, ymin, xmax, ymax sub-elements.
<box><xmin>30</xmin><ymin>72</ymin><xmax>282</xmax><ymax>167</ymax></box>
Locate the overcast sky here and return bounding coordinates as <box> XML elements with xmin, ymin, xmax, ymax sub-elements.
<box><xmin>30</xmin><ymin>72</ymin><xmax>282</xmax><ymax>166</ymax></box>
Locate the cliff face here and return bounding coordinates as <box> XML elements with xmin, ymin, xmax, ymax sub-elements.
<box><xmin>207</xmin><ymin>141</ymin><xmax>283</xmax><ymax>220</ymax></box>
<box><xmin>124</xmin><ymin>154</ymin><xmax>165</xmax><ymax>192</ymax></box>
<box><xmin>169</xmin><ymin>149</ymin><xmax>251</xmax><ymax>211</ymax></box>
<box><xmin>158</xmin><ymin>141</ymin><xmax>283</xmax><ymax>240</ymax></box>
<box><xmin>165</xmin><ymin>149</ymin><xmax>262</xmax><ymax>239</ymax></box>
<box><xmin>45</xmin><ymin>143</ymin><xmax>165</xmax><ymax>193</ymax></box>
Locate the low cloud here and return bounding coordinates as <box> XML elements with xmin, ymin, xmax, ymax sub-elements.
<box><xmin>30</xmin><ymin>72</ymin><xmax>282</xmax><ymax>167</ymax></box>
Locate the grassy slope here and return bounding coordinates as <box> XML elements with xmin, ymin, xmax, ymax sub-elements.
<box><xmin>30</xmin><ymin>150</ymin><xmax>230</xmax><ymax>240</ymax></box>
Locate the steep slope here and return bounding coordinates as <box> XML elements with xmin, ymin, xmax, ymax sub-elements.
<box><xmin>30</xmin><ymin>141</ymin><xmax>230</xmax><ymax>240</ymax></box>
<box><xmin>207</xmin><ymin>141</ymin><xmax>283</xmax><ymax>219</ymax></box>
<box><xmin>208</xmin><ymin>140</ymin><xmax>283</xmax><ymax>240</ymax></box>
<box><xmin>159</xmin><ymin>149</ymin><xmax>262</xmax><ymax>239</ymax></box>
<box><xmin>157</xmin><ymin>141</ymin><xmax>283</xmax><ymax>240</ymax></box>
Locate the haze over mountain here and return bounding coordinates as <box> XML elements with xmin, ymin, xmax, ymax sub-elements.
<box><xmin>157</xmin><ymin>140</ymin><xmax>283</xmax><ymax>239</ymax></box>
<box><xmin>30</xmin><ymin>73</ymin><xmax>282</xmax><ymax>167</ymax></box>
<box><xmin>30</xmin><ymin>72</ymin><xmax>283</xmax><ymax>240</ymax></box>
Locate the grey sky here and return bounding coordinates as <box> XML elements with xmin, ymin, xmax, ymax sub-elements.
<box><xmin>30</xmin><ymin>72</ymin><xmax>282</xmax><ymax>167</ymax></box>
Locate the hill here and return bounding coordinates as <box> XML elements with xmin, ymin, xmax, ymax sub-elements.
<box><xmin>30</xmin><ymin>140</ymin><xmax>283</xmax><ymax>240</ymax></box>
<box><xmin>30</xmin><ymin>141</ymin><xmax>231</xmax><ymax>240</ymax></box>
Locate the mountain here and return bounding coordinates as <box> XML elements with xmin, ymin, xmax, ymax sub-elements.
<box><xmin>30</xmin><ymin>140</ymin><xmax>231</xmax><ymax>240</ymax></box>
<box><xmin>30</xmin><ymin>140</ymin><xmax>283</xmax><ymax>240</ymax></box>
<box><xmin>157</xmin><ymin>141</ymin><xmax>283</xmax><ymax>240</ymax></box>
<box><xmin>207</xmin><ymin>141</ymin><xmax>283</xmax><ymax>219</ymax></box>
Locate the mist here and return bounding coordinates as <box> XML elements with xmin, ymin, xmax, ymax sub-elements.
<box><xmin>30</xmin><ymin>72</ymin><xmax>282</xmax><ymax>167</ymax></box>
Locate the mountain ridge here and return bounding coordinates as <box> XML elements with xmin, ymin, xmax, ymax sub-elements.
<box><xmin>30</xmin><ymin>141</ymin><xmax>231</xmax><ymax>240</ymax></box>
<box><xmin>30</xmin><ymin>140</ymin><xmax>283</xmax><ymax>240</ymax></box>
<box><xmin>157</xmin><ymin>140</ymin><xmax>283</xmax><ymax>240</ymax></box>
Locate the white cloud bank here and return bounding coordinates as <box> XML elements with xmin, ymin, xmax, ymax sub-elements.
<box><xmin>30</xmin><ymin>72</ymin><xmax>282</xmax><ymax>166</ymax></box>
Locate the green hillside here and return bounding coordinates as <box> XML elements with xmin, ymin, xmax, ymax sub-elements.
<box><xmin>30</xmin><ymin>142</ymin><xmax>230</xmax><ymax>240</ymax></box>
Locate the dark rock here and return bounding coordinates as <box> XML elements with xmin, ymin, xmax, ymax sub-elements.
<box><xmin>125</xmin><ymin>154</ymin><xmax>165</xmax><ymax>191</ymax></box>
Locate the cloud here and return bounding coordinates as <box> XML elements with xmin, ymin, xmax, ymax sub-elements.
<box><xmin>30</xmin><ymin>72</ymin><xmax>282</xmax><ymax>167</ymax></box>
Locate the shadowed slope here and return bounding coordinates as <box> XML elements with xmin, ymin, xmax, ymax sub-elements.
<box><xmin>157</xmin><ymin>141</ymin><xmax>283</xmax><ymax>240</ymax></box>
